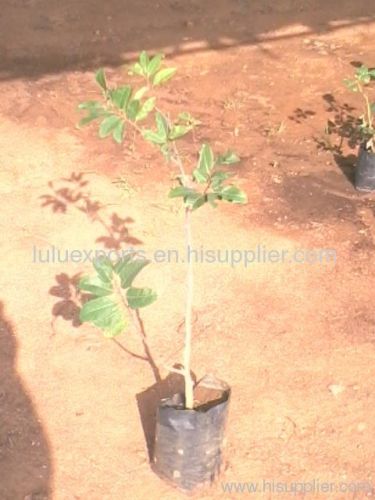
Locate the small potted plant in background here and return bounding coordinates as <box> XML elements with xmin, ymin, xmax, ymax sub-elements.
<box><xmin>77</xmin><ymin>52</ymin><xmax>247</xmax><ymax>490</ymax></box>
<box><xmin>344</xmin><ymin>65</ymin><xmax>375</xmax><ymax>191</ymax></box>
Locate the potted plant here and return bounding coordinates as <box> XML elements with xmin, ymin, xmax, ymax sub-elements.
<box><xmin>344</xmin><ymin>65</ymin><xmax>375</xmax><ymax>191</ymax></box>
<box><xmin>77</xmin><ymin>52</ymin><xmax>247</xmax><ymax>490</ymax></box>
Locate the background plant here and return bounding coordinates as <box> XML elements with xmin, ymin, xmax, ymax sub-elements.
<box><xmin>78</xmin><ymin>52</ymin><xmax>247</xmax><ymax>409</ymax></box>
<box><xmin>344</xmin><ymin>65</ymin><xmax>375</xmax><ymax>151</ymax></box>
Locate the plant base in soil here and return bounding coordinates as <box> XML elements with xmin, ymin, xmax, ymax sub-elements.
<box><xmin>355</xmin><ymin>144</ymin><xmax>375</xmax><ymax>191</ymax></box>
<box><xmin>152</xmin><ymin>374</ymin><xmax>230</xmax><ymax>491</ymax></box>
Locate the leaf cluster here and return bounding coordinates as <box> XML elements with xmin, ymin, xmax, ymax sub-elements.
<box><xmin>169</xmin><ymin>144</ymin><xmax>247</xmax><ymax>210</ymax></box>
<box><xmin>77</xmin><ymin>52</ymin><xmax>248</xmax><ymax>339</ymax></box>
<box><xmin>79</xmin><ymin>255</ymin><xmax>156</xmax><ymax>337</ymax></box>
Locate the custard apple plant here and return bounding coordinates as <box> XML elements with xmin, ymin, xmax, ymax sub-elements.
<box><xmin>344</xmin><ymin>65</ymin><xmax>375</xmax><ymax>151</ymax></box>
<box><xmin>78</xmin><ymin>52</ymin><xmax>247</xmax><ymax>409</ymax></box>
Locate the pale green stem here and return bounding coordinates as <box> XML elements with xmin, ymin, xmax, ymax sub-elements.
<box><xmin>183</xmin><ymin>206</ymin><xmax>194</xmax><ymax>409</ymax></box>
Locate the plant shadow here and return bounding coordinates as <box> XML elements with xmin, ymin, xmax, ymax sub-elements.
<box><xmin>49</xmin><ymin>272</ymin><xmax>88</xmax><ymax>331</ymax></box>
<box><xmin>95</xmin><ymin>212</ymin><xmax>142</xmax><ymax>250</ymax></box>
<box><xmin>40</xmin><ymin>172</ymin><xmax>142</xmax><ymax>250</ymax></box>
<box><xmin>314</xmin><ymin>93</ymin><xmax>362</xmax><ymax>187</ymax></box>
<box><xmin>288</xmin><ymin>107</ymin><xmax>316</xmax><ymax>123</ymax></box>
<box><xmin>333</xmin><ymin>152</ymin><xmax>357</xmax><ymax>185</ymax></box>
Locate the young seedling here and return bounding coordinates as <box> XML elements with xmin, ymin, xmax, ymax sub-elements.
<box><xmin>78</xmin><ymin>52</ymin><xmax>247</xmax><ymax>409</ymax></box>
<box><xmin>344</xmin><ymin>65</ymin><xmax>375</xmax><ymax>152</ymax></box>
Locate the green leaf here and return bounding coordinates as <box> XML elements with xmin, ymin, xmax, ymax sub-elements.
<box><xmin>211</xmin><ymin>171</ymin><xmax>233</xmax><ymax>190</ymax></box>
<box><xmin>178</xmin><ymin>111</ymin><xmax>193</xmax><ymax>122</ymax></box>
<box><xmin>79</xmin><ymin>116</ymin><xmax>96</xmax><ymax>127</ymax></box>
<box><xmin>193</xmin><ymin>169</ymin><xmax>207</xmax><ymax>183</ymax></box>
<box><xmin>360</xmin><ymin>124</ymin><xmax>375</xmax><ymax>136</ymax></box>
<box><xmin>80</xmin><ymin>295</ymin><xmax>116</xmax><ymax>322</ymax></box>
<box><xmin>133</xmin><ymin>86</ymin><xmax>148</xmax><ymax>100</ymax></box>
<box><xmin>344</xmin><ymin>79</ymin><xmax>359</xmax><ymax>92</ymax></box>
<box><xmin>357</xmin><ymin>65</ymin><xmax>369</xmax><ymax>74</ymax></box>
<box><xmin>142</xmin><ymin>113</ymin><xmax>170</xmax><ymax>145</ymax></box>
<box><xmin>199</xmin><ymin>143</ymin><xmax>214</xmax><ymax>174</ymax></box>
<box><xmin>116</xmin><ymin>257</ymin><xmax>150</xmax><ymax>288</ymax></box>
<box><xmin>356</xmin><ymin>65</ymin><xmax>371</xmax><ymax>84</ymax></box>
<box><xmin>217</xmin><ymin>150</ymin><xmax>240</xmax><ymax>165</ymax></box>
<box><xmin>112</xmin><ymin>120</ymin><xmax>125</xmax><ymax>144</ymax></box>
<box><xmin>80</xmin><ymin>296</ymin><xmax>127</xmax><ymax>337</ymax></box>
<box><xmin>193</xmin><ymin>144</ymin><xmax>214</xmax><ymax>183</ymax></box>
<box><xmin>101</xmin><ymin>313</ymin><xmax>127</xmax><ymax>337</ymax></box>
<box><xmin>127</xmin><ymin>287</ymin><xmax>157</xmax><ymax>309</ymax></box>
<box><xmin>95</xmin><ymin>68</ymin><xmax>107</xmax><ymax>91</ymax></box>
<box><xmin>169</xmin><ymin>186</ymin><xmax>198</xmax><ymax>198</ymax></box>
<box><xmin>128</xmin><ymin>62</ymin><xmax>144</xmax><ymax>77</ymax></box>
<box><xmin>79</xmin><ymin>275</ymin><xmax>113</xmax><ymax>296</ymax></box>
<box><xmin>78</xmin><ymin>100</ymin><xmax>102</xmax><ymax>110</ymax></box>
<box><xmin>190</xmin><ymin>195</ymin><xmax>207</xmax><ymax>211</ymax></box>
<box><xmin>219</xmin><ymin>185</ymin><xmax>248</xmax><ymax>204</ymax></box>
<box><xmin>99</xmin><ymin>115</ymin><xmax>122</xmax><ymax>138</ymax></box>
<box><xmin>178</xmin><ymin>112</ymin><xmax>201</xmax><ymax>127</ymax></box>
<box><xmin>153</xmin><ymin>67</ymin><xmax>177</xmax><ymax>86</ymax></box>
<box><xmin>147</xmin><ymin>53</ymin><xmax>164</xmax><ymax>76</ymax></box>
<box><xmin>113</xmin><ymin>254</ymin><xmax>132</xmax><ymax>272</ymax></box>
<box><xmin>78</xmin><ymin>251</ymin><xmax>156</xmax><ymax>337</ymax></box>
<box><xmin>142</xmin><ymin>129</ymin><xmax>166</xmax><ymax>145</ymax></box>
<box><xmin>102</xmin><ymin>316</ymin><xmax>127</xmax><ymax>337</ymax></box>
<box><xmin>169</xmin><ymin>125</ymin><xmax>192</xmax><ymax>140</ymax></box>
<box><xmin>93</xmin><ymin>256</ymin><xmax>113</xmax><ymax>282</ymax></box>
<box><xmin>183</xmin><ymin>191</ymin><xmax>202</xmax><ymax>207</ymax></box>
<box><xmin>207</xmin><ymin>192</ymin><xmax>219</xmax><ymax>207</ymax></box>
<box><xmin>169</xmin><ymin>186</ymin><xmax>206</xmax><ymax>209</ymax></box>
<box><xmin>139</xmin><ymin>51</ymin><xmax>149</xmax><ymax>71</ymax></box>
<box><xmin>126</xmin><ymin>99</ymin><xmax>141</xmax><ymax>121</ymax></box>
<box><xmin>160</xmin><ymin>144</ymin><xmax>171</xmax><ymax>160</ymax></box>
<box><xmin>110</xmin><ymin>85</ymin><xmax>132</xmax><ymax>110</ymax></box>
<box><xmin>78</xmin><ymin>101</ymin><xmax>106</xmax><ymax>127</ymax></box>
<box><xmin>135</xmin><ymin>97</ymin><xmax>156</xmax><ymax>122</ymax></box>
<box><xmin>78</xmin><ymin>109</ymin><xmax>105</xmax><ymax>127</ymax></box>
<box><xmin>155</xmin><ymin>112</ymin><xmax>169</xmax><ymax>140</ymax></box>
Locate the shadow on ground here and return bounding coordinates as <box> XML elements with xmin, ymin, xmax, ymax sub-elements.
<box><xmin>271</xmin><ymin>171</ymin><xmax>362</xmax><ymax>228</ymax></box>
<box><xmin>40</xmin><ymin>172</ymin><xmax>142</xmax><ymax>249</ymax></box>
<box><xmin>49</xmin><ymin>272</ymin><xmax>85</xmax><ymax>329</ymax></box>
<box><xmin>0</xmin><ymin>302</ymin><xmax>52</xmax><ymax>500</ymax></box>
<box><xmin>42</xmin><ymin>172</ymin><xmax>145</xmax><ymax>331</ymax></box>
<box><xmin>0</xmin><ymin>0</ymin><xmax>374</xmax><ymax>80</ymax></box>
<box><xmin>313</xmin><ymin>93</ymin><xmax>363</xmax><ymax>187</ymax></box>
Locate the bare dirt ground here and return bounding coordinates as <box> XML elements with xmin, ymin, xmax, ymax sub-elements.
<box><xmin>1</xmin><ymin>1</ymin><xmax>375</xmax><ymax>499</ymax></box>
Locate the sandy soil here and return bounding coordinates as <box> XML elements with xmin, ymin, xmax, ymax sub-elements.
<box><xmin>1</xmin><ymin>1</ymin><xmax>375</xmax><ymax>499</ymax></box>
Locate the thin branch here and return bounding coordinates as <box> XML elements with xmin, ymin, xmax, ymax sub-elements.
<box><xmin>130</xmin><ymin>308</ymin><xmax>162</xmax><ymax>385</ymax></box>
<box><xmin>112</xmin><ymin>274</ymin><xmax>162</xmax><ymax>384</ymax></box>
<box><xmin>111</xmin><ymin>339</ymin><xmax>148</xmax><ymax>361</ymax></box>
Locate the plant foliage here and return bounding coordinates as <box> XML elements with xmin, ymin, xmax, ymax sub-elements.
<box><xmin>344</xmin><ymin>65</ymin><xmax>375</xmax><ymax>150</ymax></box>
<box><xmin>79</xmin><ymin>255</ymin><xmax>156</xmax><ymax>337</ymax></box>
